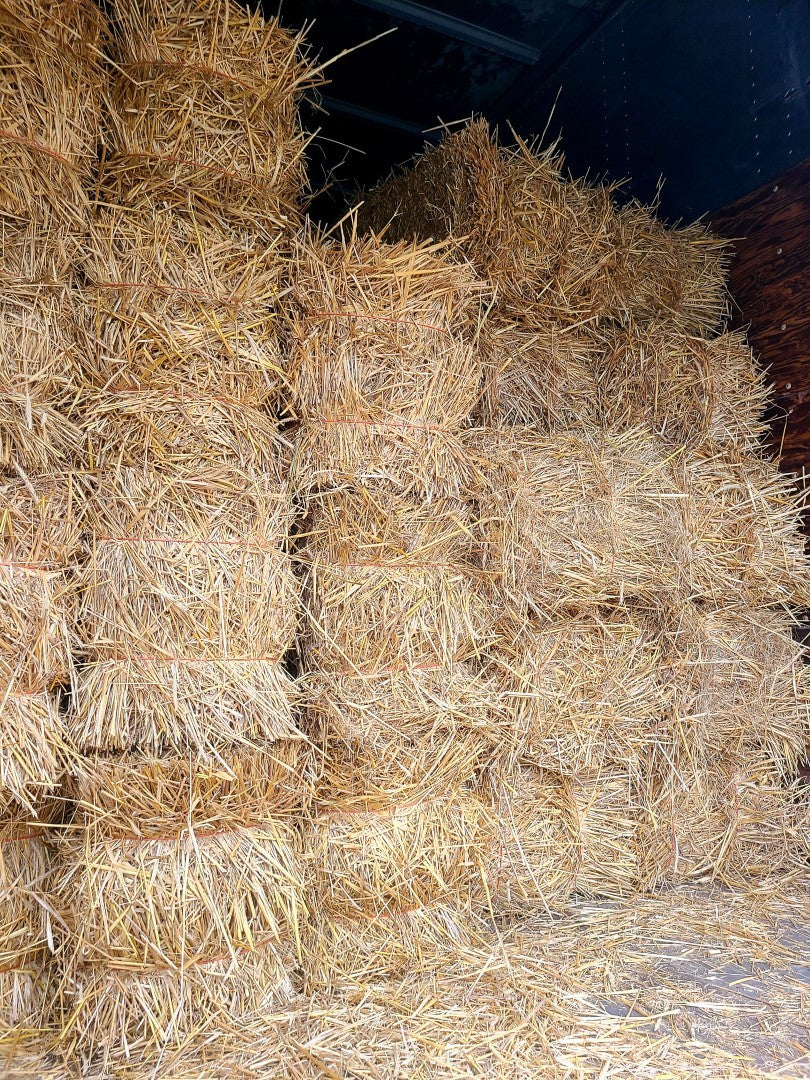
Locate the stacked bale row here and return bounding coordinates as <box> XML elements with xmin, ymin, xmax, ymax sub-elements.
<box><xmin>51</xmin><ymin>0</ymin><xmax>317</xmax><ymax>1063</ymax></box>
<box><xmin>361</xmin><ymin>122</ymin><xmax>810</xmax><ymax>909</ymax></box>
<box><xmin>287</xmin><ymin>234</ymin><xmax>507</xmax><ymax>989</ymax></box>
<box><xmin>0</xmin><ymin>0</ymin><xmax>103</xmax><ymax>1038</ymax></box>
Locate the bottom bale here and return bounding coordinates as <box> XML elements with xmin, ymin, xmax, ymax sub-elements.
<box><xmin>570</xmin><ymin>768</ymin><xmax>651</xmax><ymax>899</ymax></box>
<box><xmin>483</xmin><ymin>763</ymin><xmax>577</xmax><ymax>915</ymax></box>
<box><xmin>62</xmin><ymin>946</ymin><xmax>297</xmax><ymax>1059</ymax></box>
<box><xmin>645</xmin><ymin>753</ymin><xmax>802</xmax><ymax>885</ymax></box>
<box><xmin>306</xmin><ymin>789</ymin><xmax>498</xmax><ymax>918</ymax></box>
<box><xmin>300</xmin><ymin>902</ymin><xmax>484</xmax><ymax>992</ymax></box>
<box><xmin>55</xmin><ymin>820</ymin><xmax>307</xmax><ymax>969</ymax></box>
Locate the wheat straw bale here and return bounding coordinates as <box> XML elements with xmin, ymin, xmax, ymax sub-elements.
<box><xmin>62</xmin><ymin>945</ymin><xmax>295</xmax><ymax>1060</ymax></box>
<box><xmin>307</xmin><ymin>789</ymin><xmax>497</xmax><ymax>919</ymax></box>
<box><xmin>68</xmin><ymin>745</ymin><xmax>309</xmax><ymax>828</ymax></box>
<box><xmin>0</xmin><ymin>472</ymin><xmax>82</xmax><ymax>685</ymax></box>
<box><xmin>0</xmin><ymin>0</ymin><xmax>105</xmax><ymax>227</ymax></box>
<box><xmin>596</xmin><ymin>323</ymin><xmax>768</xmax><ymax>450</ymax></box>
<box><xmin>55</xmin><ymin>818</ymin><xmax>305</xmax><ymax>969</ymax></box>
<box><xmin>103</xmin><ymin>0</ymin><xmax>316</xmax><ymax>227</ymax></box>
<box><xmin>80</xmin><ymin>387</ymin><xmax>287</xmax><ymax>474</ymax></box>
<box><xmin>291</xmin><ymin>419</ymin><xmax>482</xmax><ymax>500</ymax></box>
<box><xmin>645</xmin><ymin>751</ymin><xmax>804</xmax><ymax>886</ymax></box>
<box><xmin>300</xmin><ymin>902</ymin><xmax>481</xmax><ymax>993</ymax></box>
<box><xmin>662</xmin><ymin>604</ymin><xmax>809</xmax><ymax>774</ymax></box>
<box><xmin>0</xmin><ymin>475</ymin><xmax>80</xmax><ymax>807</ymax></box>
<box><xmin>0</xmin><ymin>220</ymin><xmax>74</xmax><ymax>281</ymax></box>
<box><xmin>479</xmin><ymin>318</ymin><xmax>599</xmax><ymax>428</ymax></box>
<box><xmin>288</xmin><ymin>230</ymin><xmax>487</xmax><ymax>497</ymax></box>
<box><xmin>483</xmin><ymin>762</ymin><xmax>577</xmax><ymax>915</ymax></box>
<box><xmin>490</xmin><ymin>609</ymin><xmax>665</xmax><ymax>775</ymax></box>
<box><xmin>307</xmin><ymin>661</ymin><xmax>509</xmax><ymax>803</ymax></box>
<box><xmin>79</xmin><ymin>202</ymin><xmax>287</xmax><ymax>406</ymax></box>
<box><xmin>288</xmin><ymin>232</ymin><xmax>486</xmax><ymax>426</ymax></box>
<box><xmin>359</xmin><ymin>120</ymin><xmax>619</xmax><ymax>328</ymax></box>
<box><xmin>70</xmin><ymin>466</ymin><xmax>300</xmax><ymax>755</ymax></box>
<box><xmin>610</xmin><ymin>201</ymin><xmax>730</xmax><ymax>334</ymax></box>
<box><xmin>570</xmin><ymin>767</ymin><xmax>651</xmax><ymax>899</ymax></box>
<box><xmin>0</xmin><ymin>285</ymin><xmax>84</xmax><ymax>470</ymax></box>
<box><xmin>302</xmin><ymin>489</ymin><xmax>492</xmax><ymax>669</ymax></box>
<box><xmin>0</xmin><ymin>818</ymin><xmax>52</xmax><ymax>1029</ymax></box>
<box><xmin>0</xmin><ymin>679</ymin><xmax>67</xmax><ymax>814</ymax></box>
<box><xmin>475</xmin><ymin>426</ymin><xmax>684</xmax><ymax>613</ymax></box>
<box><xmin>678</xmin><ymin>445</ymin><xmax>810</xmax><ymax>607</ymax></box>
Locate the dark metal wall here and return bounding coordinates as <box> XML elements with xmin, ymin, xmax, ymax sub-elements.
<box><xmin>516</xmin><ymin>0</ymin><xmax>810</xmax><ymax>222</ymax></box>
<box><xmin>280</xmin><ymin>0</ymin><xmax>810</xmax><ymax>222</ymax></box>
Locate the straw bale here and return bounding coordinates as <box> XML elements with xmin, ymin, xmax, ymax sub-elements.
<box><xmin>305</xmin><ymin>559</ymin><xmax>491</xmax><ymax>670</ymax></box>
<box><xmin>79</xmin><ymin>202</ymin><xmax>287</xmax><ymax>406</ymax></box>
<box><xmin>0</xmin><ymin>679</ymin><xmax>67</xmax><ymax>813</ymax></box>
<box><xmin>104</xmin><ymin>0</ymin><xmax>317</xmax><ymax>226</ymax></box>
<box><xmin>0</xmin><ymin>285</ymin><xmax>84</xmax><ymax>471</ymax></box>
<box><xmin>0</xmin><ymin>472</ymin><xmax>82</xmax><ymax>686</ymax></box>
<box><xmin>645</xmin><ymin>751</ymin><xmax>803</xmax><ymax>886</ymax></box>
<box><xmin>610</xmin><ymin>201</ymin><xmax>729</xmax><ymax>334</ymax></box>
<box><xmin>306</xmin><ymin>661</ymin><xmax>510</xmax><ymax>803</ymax></box>
<box><xmin>290</xmin><ymin>419</ymin><xmax>482</xmax><ymax>500</ymax></box>
<box><xmin>596</xmin><ymin>323</ymin><xmax>767</xmax><ymax>450</ymax></box>
<box><xmin>80</xmin><ymin>388</ymin><xmax>287</xmax><ymax>474</ymax></box>
<box><xmin>55</xmin><ymin>817</ymin><xmax>306</xmax><ymax>969</ymax></box>
<box><xmin>0</xmin><ymin>0</ymin><xmax>105</xmax><ymax>226</ymax></box>
<box><xmin>301</xmin><ymin>486</ymin><xmax>492</xmax><ymax>667</ymax></box>
<box><xmin>661</xmin><ymin>604</ymin><xmax>809</xmax><ymax>774</ymax></box>
<box><xmin>359</xmin><ymin>120</ymin><xmax>620</xmax><ymax>329</ymax></box>
<box><xmin>361</xmin><ymin>120</ymin><xmax>728</xmax><ymax>335</ymax></box>
<box><xmin>0</xmin><ymin>818</ymin><xmax>52</xmax><ymax>1028</ymax></box>
<box><xmin>479</xmin><ymin>318</ymin><xmax>599</xmax><ymax>428</ymax></box>
<box><xmin>63</xmin><ymin>945</ymin><xmax>295</xmax><ymax>1058</ymax></box>
<box><xmin>70</xmin><ymin>466</ymin><xmax>300</xmax><ymax>755</ymax></box>
<box><xmin>307</xmin><ymin>789</ymin><xmax>497</xmax><ymax>918</ymax></box>
<box><xmin>288</xmin><ymin>231</ymin><xmax>486</xmax><ymax>426</ymax></box>
<box><xmin>0</xmin><ymin>220</ymin><xmax>74</xmax><ymax>281</ymax></box>
<box><xmin>570</xmin><ymin>766</ymin><xmax>651</xmax><ymax>898</ymax></box>
<box><xmin>483</xmin><ymin>762</ymin><xmax>577</xmax><ymax>915</ymax></box>
<box><xmin>489</xmin><ymin>609</ymin><xmax>665</xmax><ymax>775</ymax></box>
<box><xmin>475</xmin><ymin>426</ymin><xmax>684</xmax><ymax>613</ymax></box>
<box><xmin>68</xmin><ymin>744</ymin><xmax>309</xmax><ymax>829</ymax></box>
<box><xmin>678</xmin><ymin>445</ymin><xmax>810</xmax><ymax>607</ymax></box>
<box><xmin>300</xmin><ymin>902</ymin><xmax>481</xmax><ymax>993</ymax></box>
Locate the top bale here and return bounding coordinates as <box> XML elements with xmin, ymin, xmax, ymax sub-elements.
<box><xmin>0</xmin><ymin>0</ymin><xmax>106</xmax><ymax>228</ymax></box>
<box><xmin>359</xmin><ymin>120</ymin><xmax>729</xmax><ymax>336</ymax></box>
<box><xmin>104</xmin><ymin>0</ymin><xmax>317</xmax><ymax>229</ymax></box>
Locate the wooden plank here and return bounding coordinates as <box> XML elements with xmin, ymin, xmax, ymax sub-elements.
<box><xmin>712</xmin><ymin>159</ymin><xmax>810</xmax><ymax>486</ymax></box>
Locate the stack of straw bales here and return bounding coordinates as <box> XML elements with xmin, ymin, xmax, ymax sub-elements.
<box><xmin>0</xmin><ymin>0</ymin><xmax>103</xmax><ymax>1037</ymax></box>
<box><xmin>51</xmin><ymin>0</ymin><xmax>317</xmax><ymax>1063</ymax></box>
<box><xmin>288</xmin><ymin>229</ymin><xmax>510</xmax><ymax>989</ymax></box>
<box><xmin>362</xmin><ymin>121</ymin><xmax>810</xmax><ymax>911</ymax></box>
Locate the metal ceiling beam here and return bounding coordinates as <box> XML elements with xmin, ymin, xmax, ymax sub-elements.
<box><xmin>321</xmin><ymin>95</ymin><xmax>440</xmax><ymax>140</ymax></box>
<box><xmin>494</xmin><ymin>0</ymin><xmax>638</xmax><ymax>121</ymax></box>
<box><xmin>350</xmin><ymin>0</ymin><xmax>541</xmax><ymax>64</ymax></box>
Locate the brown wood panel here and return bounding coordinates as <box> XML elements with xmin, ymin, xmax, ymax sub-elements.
<box><xmin>712</xmin><ymin>159</ymin><xmax>810</xmax><ymax>480</ymax></box>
